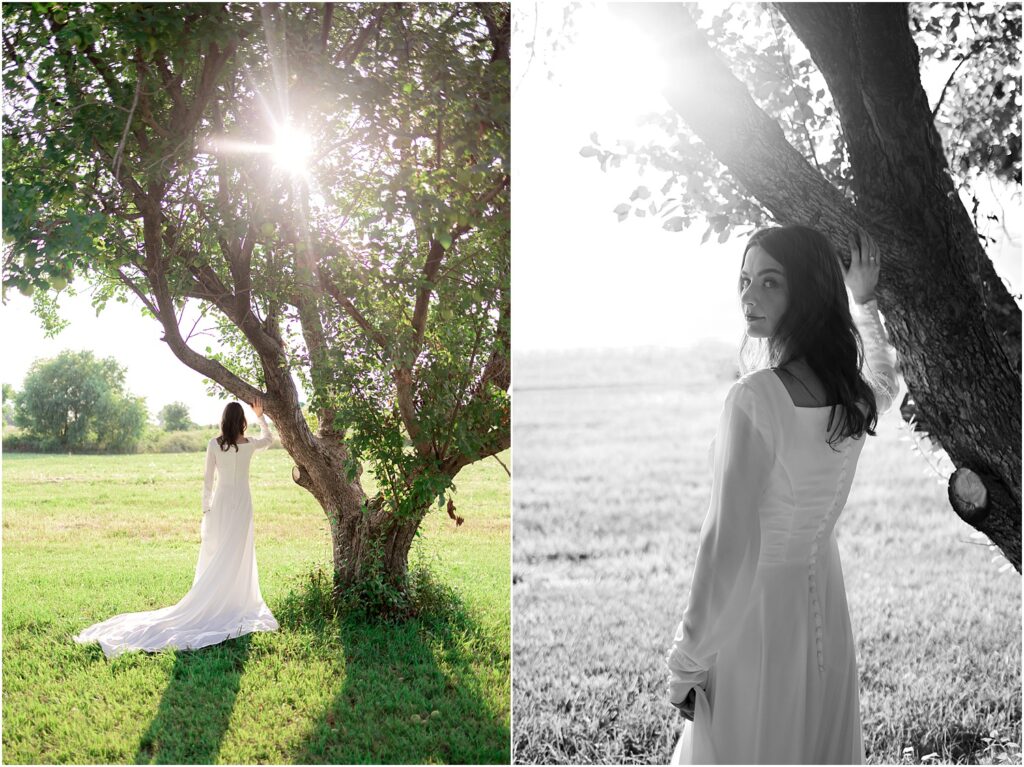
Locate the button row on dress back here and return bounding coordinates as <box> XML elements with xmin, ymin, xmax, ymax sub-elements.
<box><xmin>808</xmin><ymin>448</ymin><xmax>851</xmax><ymax>673</ymax></box>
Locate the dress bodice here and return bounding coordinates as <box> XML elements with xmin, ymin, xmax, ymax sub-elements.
<box><xmin>202</xmin><ymin>415</ymin><xmax>273</xmax><ymax>512</ymax></box>
<box><xmin>209</xmin><ymin>437</ymin><xmax>258</xmax><ymax>487</ymax></box>
<box><xmin>748</xmin><ymin>370</ymin><xmax>867</xmax><ymax>566</ymax></box>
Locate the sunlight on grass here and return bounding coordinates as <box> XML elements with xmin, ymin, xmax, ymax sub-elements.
<box><xmin>2</xmin><ymin>448</ymin><xmax>510</xmax><ymax>764</ymax></box>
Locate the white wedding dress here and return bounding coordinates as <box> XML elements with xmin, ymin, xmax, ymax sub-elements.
<box><xmin>75</xmin><ymin>414</ymin><xmax>279</xmax><ymax>658</ymax></box>
<box><xmin>667</xmin><ymin>300</ymin><xmax>898</xmax><ymax>764</ymax></box>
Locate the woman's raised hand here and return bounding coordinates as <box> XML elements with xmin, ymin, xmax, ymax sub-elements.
<box><xmin>843</xmin><ymin>226</ymin><xmax>881</xmax><ymax>305</ymax></box>
<box><xmin>252</xmin><ymin>395</ymin><xmax>264</xmax><ymax>418</ymax></box>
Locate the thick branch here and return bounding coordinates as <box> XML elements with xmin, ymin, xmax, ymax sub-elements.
<box><xmin>143</xmin><ymin>233</ymin><xmax>263</xmax><ymax>403</ymax></box>
<box><xmin>622</xmin><ymin>5</ymin><xmax>878</xmax><ymax>261</ymax></box>
<box><xmin>291</xmin><ymin>247</ymin><xmax>341</xmax><ymax>437</ymax></box>
<box><xmin>394</xmin><ymin>367</ymin><xmax>429</xmax><ymax>456</ymax></box>
<box><xmin>335</xmin><ymin>6</ymin><xmax>386</xmax><ymax>68</ymax></box>
<box><xmin>153</xmin><ymin>51</ymin><xmax>185</xmax><ymax>115</ymax></box>
<box><xmin>478</xmin><ymin>2</ymin><xmax>510</xmax><ymax>65</ymax></box>
<box><xmin>175</xmin><ymin>39</ymin><xmax>236</xmax><ymax>140</ymax></box>
<box><xmin>410</xmin><ymin>239</ymin><xmax>446</xmax><ymax>349</ymax></box>
<box><xmin>320</xmin><ymin>3</ymin><xmax>334</xmax><ymax>54</ymax></box>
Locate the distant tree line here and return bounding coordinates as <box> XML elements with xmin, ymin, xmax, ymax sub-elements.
<box><xmin>3</xmin><ymin>350</ymin><xmax>203</xmax><ymax>453</ymax></box>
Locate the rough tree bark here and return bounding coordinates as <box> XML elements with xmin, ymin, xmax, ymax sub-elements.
<box><xmin>626</xmin><ymin>3</ymin><xmax>1021</xmax><ymax>569</ymax></box>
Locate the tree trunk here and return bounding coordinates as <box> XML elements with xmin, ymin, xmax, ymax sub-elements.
<box><xmin>626</xmin><ymin>3</ymin><xmax>1021</xmax><ymax>569</ymax></box>
<box><xmin>271</xmin><ymin>403</ymin><xmax>428</xmax><ymax>594</ymax></box>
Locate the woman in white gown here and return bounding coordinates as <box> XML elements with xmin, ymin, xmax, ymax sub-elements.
<box><xmin>75</xmin><ymin>397</ymin><xmax>279</xmax><ymax>658</ymax></box>
<box><xmin>667</xmin><ymin>225</ymin><xmax>899</xmax><ymax>764</ymax></box>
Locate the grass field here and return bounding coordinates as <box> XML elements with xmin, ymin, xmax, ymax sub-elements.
<box><xmin>2</xmin><ymin>446</ymin><xmax>510</xmax><ymax>764</ymax></box>
<box><xmin>511</xmin><ymin>345</ymin><xmax>1021</xmax><ymax>765</ymax></box>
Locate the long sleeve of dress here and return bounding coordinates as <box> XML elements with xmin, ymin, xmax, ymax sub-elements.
<box><xmin>250</xmin><ymin>414</ymin><xmax>274</xmax><ymax>451</ymax></box>
<box><xmin>202</xmin><ymin>439</ymin><xmax>217</xmax><ymax>514</ymax></box>
<box><xmin>851</xmin><ymin>298</ymin><xmax>899</xmax><ymax>414</ymax></box>
<box><xmin>666</xmin><ymin>379</ymin><xmax>775</xmax><ymax>706</ymax></box>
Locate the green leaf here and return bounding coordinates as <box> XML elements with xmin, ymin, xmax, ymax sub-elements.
<box><xmin>663</xmin><ymin>216</ymin><xmax>686</xmax><ymax>232</ymax></box>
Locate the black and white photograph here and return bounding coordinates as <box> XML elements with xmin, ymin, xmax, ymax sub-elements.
<box><xmin>512</xmin><ymin>2</ymin><xmax>1021</xmax><ymax>764</ymax></box>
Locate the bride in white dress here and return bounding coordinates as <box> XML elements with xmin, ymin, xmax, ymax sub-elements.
<box><xmin>75</xmin><ymin>397</ymin><xmax>279</xmax><ymax>658</ymax></box>
<box><xmin>667</xmin><ymin>225</ymin><xmax>898</xmax><ymax>764</ymax></box>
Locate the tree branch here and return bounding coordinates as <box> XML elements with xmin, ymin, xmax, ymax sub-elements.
<box><xmin>335</xmin><ymin>6</ymin><xmax>386</xmax><ymax>68</ymax></box>
<box><xmin>930</xmin><ymin>48</ymin><xmax>979</xmax><ymax>121</ymax></box>
<box><xmin>410</xmin><ymin>239</ymin><xmax>446</xmax><ymax>349</ymax></box>
<box><xmin>116</xmin><ymin>268</ymin><xmax>159</xmax><ymax>316</ymax></box>
<box><xmin>320</xmin><ymin>3</ymin><xmax>334</xmax><ymax>55</ymax></box>
<box><xmin>622</xmin><ymin>5</ymin><xmax>871</xmax><ymax>251</ymax></box>
<box><xmin>318</xmin><ymin>268</ymin><xmax>390</xmax><ymax>349</ymax></box>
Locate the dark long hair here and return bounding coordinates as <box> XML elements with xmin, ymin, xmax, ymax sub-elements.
<box><xmin>738</xmin><ymin>225</ymin><xmax>878</xmax><ymax>448</ymax></box>
<box><xmin>217</xmin><ymin>402</ymin><xmax>247</xmax><ymax>452</ymax></box>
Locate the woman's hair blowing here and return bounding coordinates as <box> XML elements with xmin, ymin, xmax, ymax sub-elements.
<box><xmin>217</xmin><ymin>402</ymin><xmax>247</xmax><ymax>452</ymax></box>
<box><xmin>739</xmin><ymin>225</ymin><xmax>878</xmax><ymax>448</ymax></box>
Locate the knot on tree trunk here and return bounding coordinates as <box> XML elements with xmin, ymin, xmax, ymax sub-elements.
<box><xmin>291</xmin><ymin>464</ymin><xmax>314</xmax><ymax>492</ymax></box>
<box><xmin>948</xmin><ymin>467</ymin><xmax>990</xmax><ymax>526</ymax></box>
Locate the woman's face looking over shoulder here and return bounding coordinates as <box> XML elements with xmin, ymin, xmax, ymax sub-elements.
<box><xmin>740</xmin><ymin>245</ymin><xmax>789</xmax><ymax>339</ymax></box>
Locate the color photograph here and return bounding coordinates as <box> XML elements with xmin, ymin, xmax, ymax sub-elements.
<box><xmin>2</xmin><ymin>3</ymin><xmax>510</xmax><ymax>763</ymax></box>
<box><xmin>512</xmin><ymin>2</ymin><xmax>1020</xmax><ymax>764</ymax></box>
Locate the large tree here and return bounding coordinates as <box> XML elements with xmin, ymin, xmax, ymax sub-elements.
<box><xmin>586</xmin><ymin>3</ymin><xmax>1020</xmax><ymax>570</ymax></box>
<box><xmin>2</xmin><ymin>3</ymin><xmax>510</xmax><ymax>596</ymax></box>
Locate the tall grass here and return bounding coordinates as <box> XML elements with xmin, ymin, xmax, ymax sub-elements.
<box><xmin>2</xmin><ymin>448</ymin><xmax>510</xmax><ymax>764</ymax></box>
<box><xmin>511</xmin><ymin>347</ymin><xmax>1020</xmax><ymax>765</ymax></box>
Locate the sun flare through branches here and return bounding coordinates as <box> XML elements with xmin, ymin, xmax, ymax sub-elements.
<box><xmin>204</xmin><ymin>119</ymin><xmax>315</xmax><ymax>179</ymax></box>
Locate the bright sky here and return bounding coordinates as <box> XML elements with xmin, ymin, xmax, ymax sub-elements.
<box><xmin>1</xmin><ymin>292</ymin><xmax>246</xmax><ymax>426</ymax></box>
<box><xmin>512</xmin><ymin>2</ymin><xmax>1021</xmax><ymax>352</ymax></box>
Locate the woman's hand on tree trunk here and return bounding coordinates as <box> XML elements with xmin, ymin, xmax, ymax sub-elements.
<box><xmin>251</xmin><ymin>395</ymin><xmax>264</xmax><ymax>418</ymax></box>
<box><xmin>843</xmin><ymin>226</ymin><xmax>881</xmax><ymax>304</ymax></box>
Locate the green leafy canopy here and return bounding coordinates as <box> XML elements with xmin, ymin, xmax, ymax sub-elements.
<box><xmin>3</xmin><ymin>3</ymin><xmax>510</xmax><ymax>519</ymax></box>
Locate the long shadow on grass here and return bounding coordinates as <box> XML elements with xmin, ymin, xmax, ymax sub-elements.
<box><xmin>134</xmin><ymin>635</ymin><xmax>251</xmax><ymax>764</ymax></box>
<box><xmin>281</xmin><ymin>567</ymin><xmax>510</xmax><ymax>764</ymax></box>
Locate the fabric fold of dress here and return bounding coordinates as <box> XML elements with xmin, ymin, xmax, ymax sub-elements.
<box><xmin>74</xmin><ymin>415</ymin><xmax>279</xmax><ymax>658</ymax></box>
<box><xmin>666</xmin><ymin>299</ymin><xmax>898</xmax><ymax>764</ymax></box>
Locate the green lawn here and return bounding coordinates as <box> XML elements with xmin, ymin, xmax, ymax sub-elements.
<box><xmin>512</xmin><ymin>346</ymin><xmax>1021</xmax><ymax>765</ymax></box>
<box><xmin>2</xmin><ymin>448</ymin><xmax>510</xmax><ymax>764</ymax></box>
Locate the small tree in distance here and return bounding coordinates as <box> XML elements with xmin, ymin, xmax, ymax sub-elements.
<box><xmin>2</xmin><ymin>384</ymin><xmax>14</xmax><ymax>426</ymax></box>
<box><xmin>158</xmin><ymin>402</ymin><xmax>195</xmax><ymax>432</ymax></box>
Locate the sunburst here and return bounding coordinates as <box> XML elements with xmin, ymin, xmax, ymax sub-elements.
<box><xmin>204</xmin><ymin>118</ymin><xmax>314</xmax><ymax>178</ymax></box>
